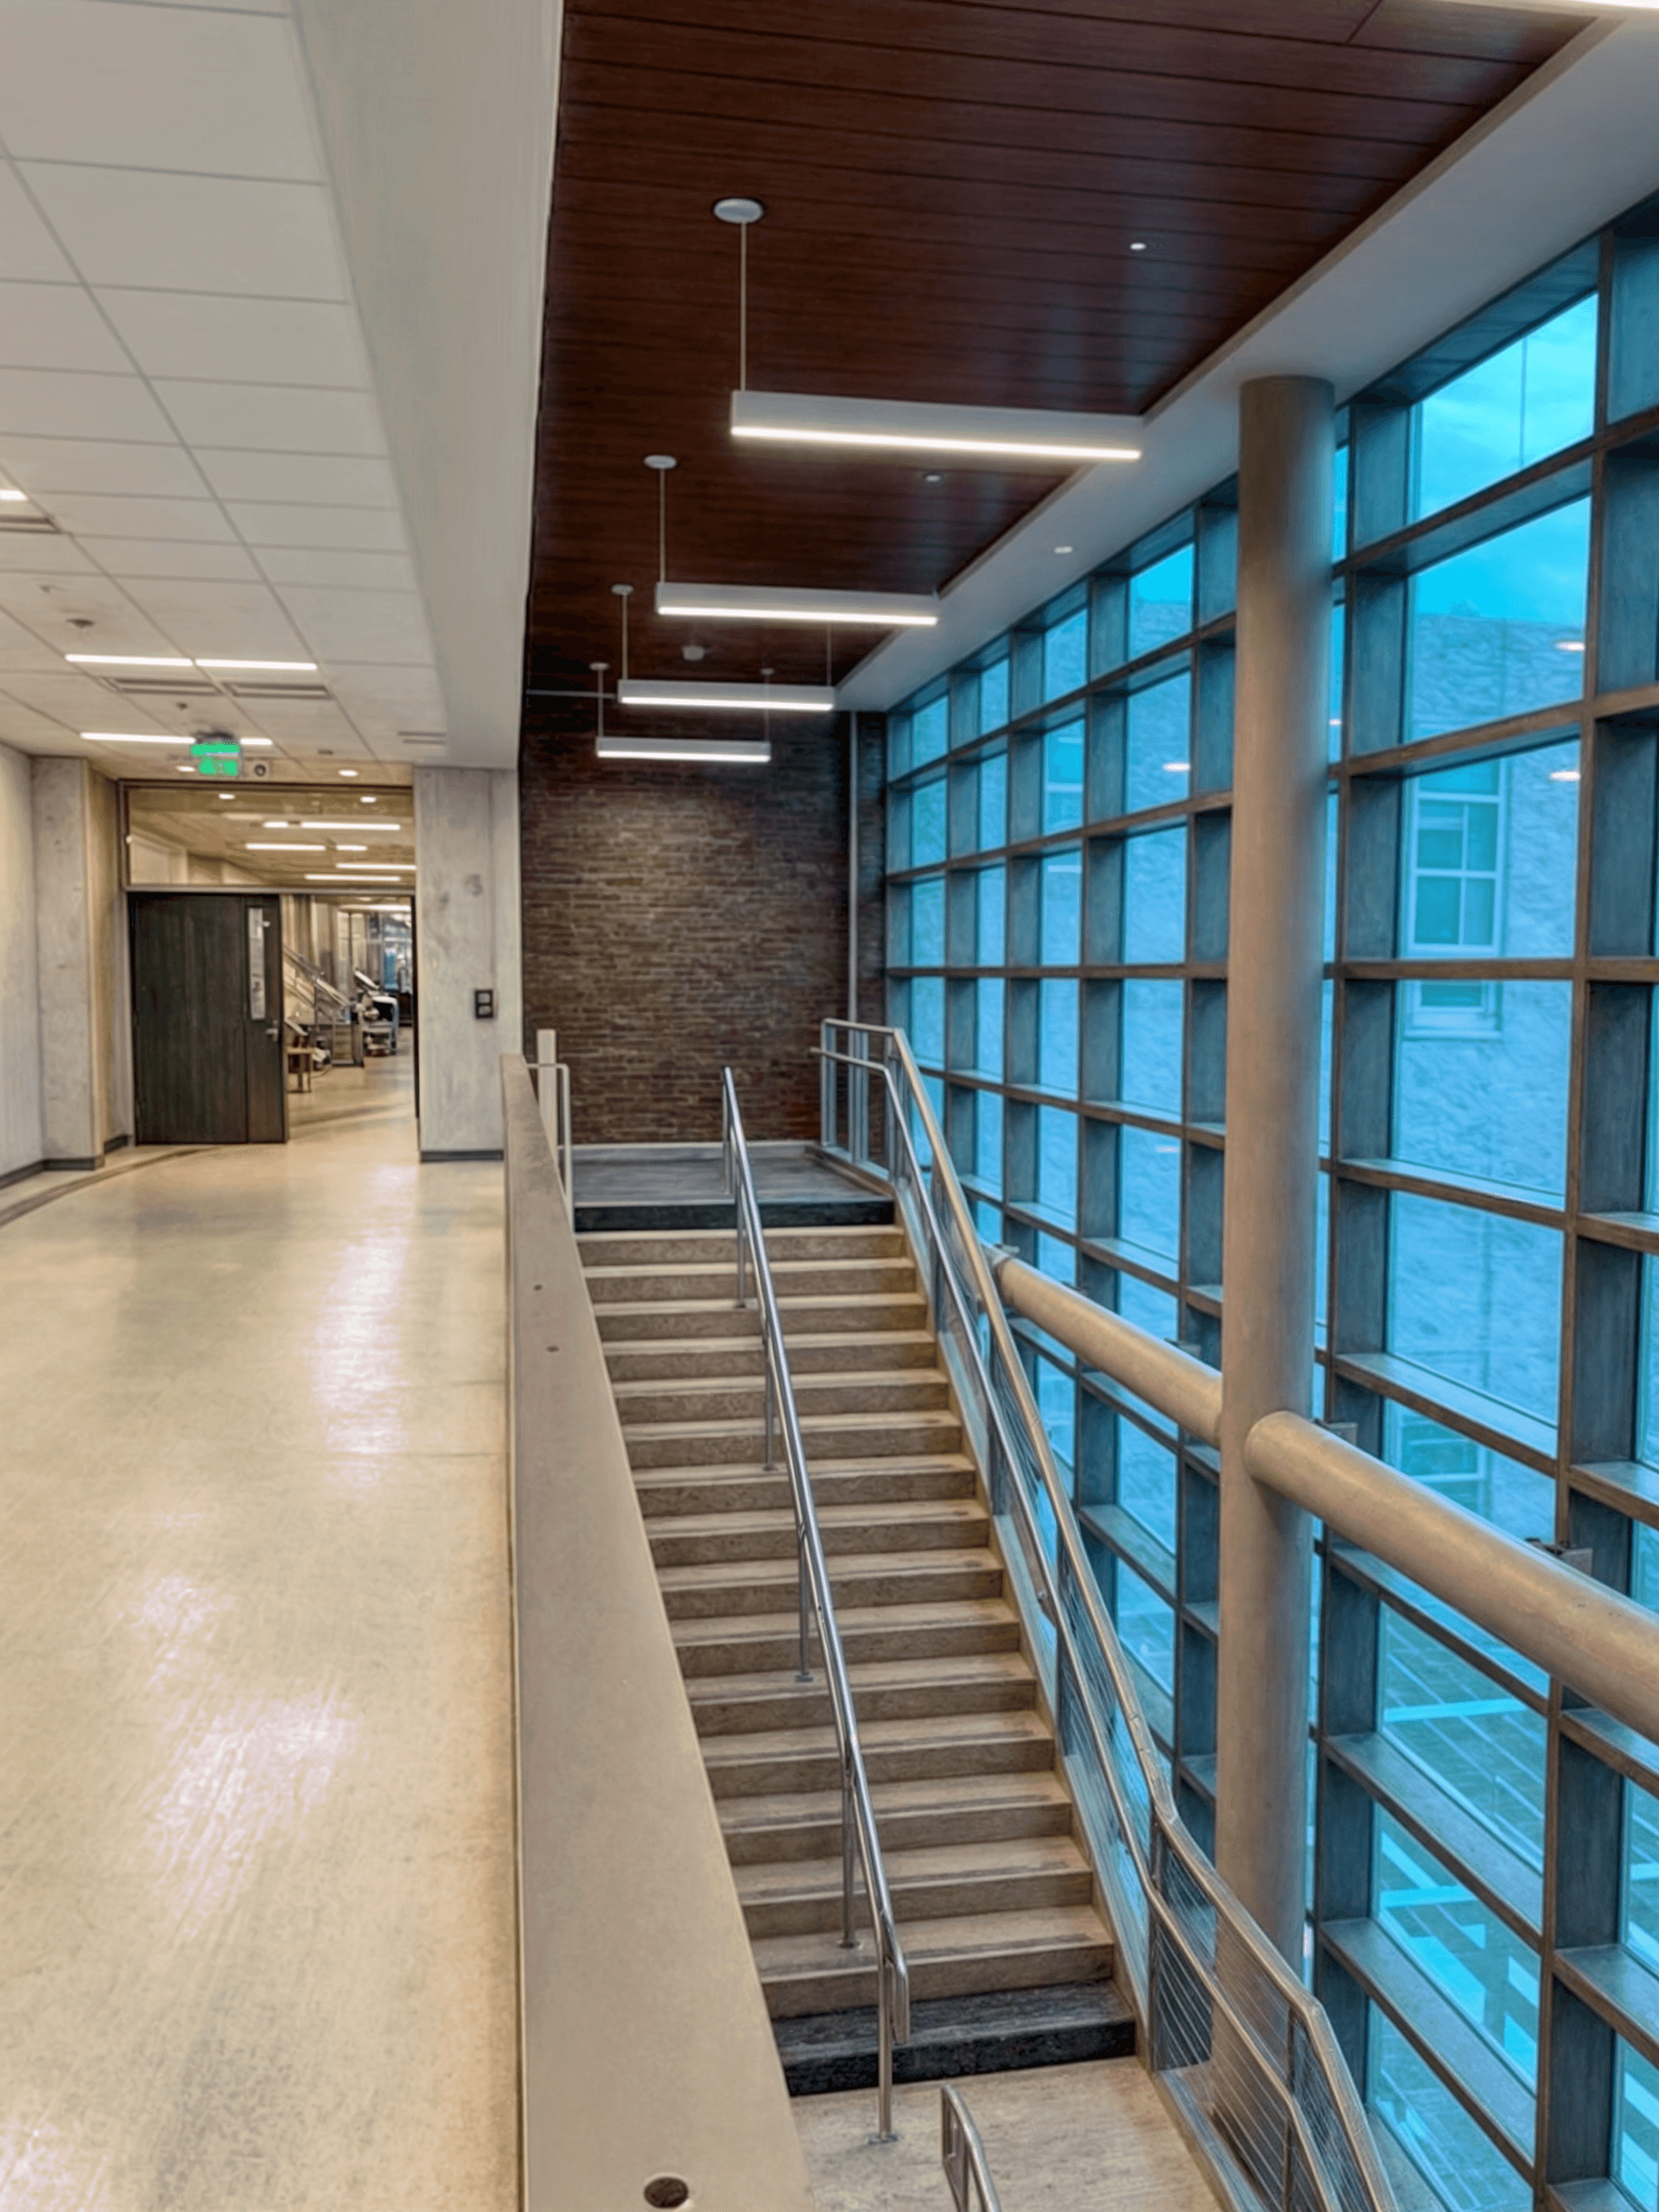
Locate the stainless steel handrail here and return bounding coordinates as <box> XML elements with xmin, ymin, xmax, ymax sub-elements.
<box><xmin>720</xmin><ymin>1067</ymin><xmax>911</xmax><ymax>2140</ymax></box>
<box><xmin>940</xmin><ymin>2086</ymin><xmax>1001</xmax><ymax>2212</ymax></box>
<box><xmin>818</xmin><ymin>1019</ymin><xmax>1396</xmax><ymax>2212</ymax></box>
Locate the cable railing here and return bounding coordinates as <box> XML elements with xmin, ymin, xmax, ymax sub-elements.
<box><xmin>720</xmin><ymin>1067</ymin><xmax>911</xmax><ymax>2140</ymax></box>
<box><xmin>817</xmin><ymin>1019</ymin><xmax>1396</xmax><ymax>2212</ymax></box>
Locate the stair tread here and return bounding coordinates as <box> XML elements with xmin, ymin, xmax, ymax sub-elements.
<box><xmin>753</xmin><ymin>1904</ymin><xmax>1111</xmax><ymax>1976</ymax></box>
<box><xmin>700</xmin><ymin>1707</ymin><xmax>1052</xmax><ymax>1765</ymax></box>
<box><xmin>735</xmin><ymin>1834</ymin><xmax>1091</xmax><ymax>1902</ymax></box>
<box><xmin>658</xmin><ymin>1544</ymin><xmax>999</xmax><ymax>1591</ymax></box>
<box><xmin>641</xmin><ymin>1451</ymin><xmax>977</xmax><ymax>1485</ymax></box>
<box><xmin>624</xmin><ymin>1408</ymin><xmax>960</xmax><ymax>1442</ymax></box>
<box><xmin>612</xmin><ymin>1367</ymin><xmax>948</xmax><ymax>1398</ymax></box>
<box><xmin>651</xmin><ymin>1497</ymin><xmax>986</xmax><ymax>1538</ymax></box>
<box><xmin>603</xmin><ymin>1330</ymin><xmax>938</xmax><ymax>1360</ymax></box>
<box><xmin>672</xmin><ymin>1595</ymin><xmax>1017</xmax><ymax>1647</ymax></box>
<box><xmin>686</xmin><ymin>1651</ymin><xmax>1032</xmax><ymax>1704</ymax></box>
<box><xmin>719</xmin><ymin>1768</ymin><xmax>1072</xmax><ymax>1833</ymax></box>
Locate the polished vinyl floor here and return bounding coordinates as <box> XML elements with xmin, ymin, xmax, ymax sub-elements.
<box><xmin>0</xmin><ymin>1056</ymin><xmax>518</xmax><ymax>2209</ymax></box>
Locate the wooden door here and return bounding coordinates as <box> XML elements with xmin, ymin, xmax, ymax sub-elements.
<box><xmin>130</xmin><ymin>893</ymin><xmax>288</xmax><ymax>1145</ymax></box>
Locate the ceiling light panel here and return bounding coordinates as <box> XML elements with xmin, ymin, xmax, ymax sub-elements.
<box><xmin>653</xmin><ymin>582</ymin><xmax>938</xmax><ymax>626</ymax></box>
<box><xmin>597</xmin><ymin>735</ymin><xmax>771</xmax><ymax>764</ymax></box>
<box><xmin>730</xmin><ymin>390</ymin><xmax>1143</xmax><ymax>465</ymax></box>
<box><xmin>616</xmin><ymin>677</ymin><xmax>835</xmax><ymax>713</ymax></box>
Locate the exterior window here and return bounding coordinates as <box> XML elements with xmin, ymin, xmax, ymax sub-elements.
<box><xmin>1407</xmin><ymin>500</ymin><xmax>1589</xmax><ymax>743</ymax></box>
<box><xmin>1414</xmin><ymin>295</ymin><xmax>1597</xmax><ymax>521</ymax></box>
<box><xmin>1043</xmin><ymin>608</ymin><xmax>1087</xmax><ymax>702</ymax></box>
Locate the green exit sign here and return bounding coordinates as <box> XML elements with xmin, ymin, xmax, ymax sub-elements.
<box><xmin>191</xmin><ymin>736</ymin><xmax>241</xmax><ymax>779</ymax></box>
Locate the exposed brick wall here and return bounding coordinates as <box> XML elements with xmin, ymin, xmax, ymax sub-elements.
<box><xmin>519</xmin><ymin>716</ymin><xmax>855</xmax><ymax>1143</ymax></box>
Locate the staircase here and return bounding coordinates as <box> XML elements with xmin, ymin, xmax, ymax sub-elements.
<box><xmin>581</xmin><ymin>1215</ymin><xmax>1135</xmax><ymax>2090</ymax></box>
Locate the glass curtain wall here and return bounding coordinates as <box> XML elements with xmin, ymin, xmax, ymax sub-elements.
<box><xmin>882</xmin><ymin>194</ymin><xmax>1659</xmax><ymax>2212</ymax></box>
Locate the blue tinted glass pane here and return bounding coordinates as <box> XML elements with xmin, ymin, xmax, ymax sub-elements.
<box><xmin>1414</xmin><ymin>296</ymin><xmax>1597</xmax><ymax>520</ymax></box>
<box><xmin>1130</xmin><ymin>545</ymin><xmax>1193</xmax><ymax>658</ymax></box>
<box><xmin>1126</xmin><ymin>675</ymin><xmax>1192</xmax><ymax>810</ymax></box>
<box><xmin>912</xmin><ymin>775</ymin><xmax>947</xmax><ymax>866</ymax></box>
<box><xmin>1334</xmin><ymin>442</ymin><xmax>1349</xmax><ymax>562</ymax></box>
<box><xmin>1633</xmin><ymin>1260</ymin><xmax>1659</xmax><ymax>1470</ymax></box>
<box><xmin>910</xmin><ymin>874</ymin><xmax>944</xmax><ymax>964</ymax></box>
<box><xmin>1038</xmin><ymin>1106</ymin><xmax>1077</xmax><ymax>1224</ymax></box>
<box><xmin>1039</xmin><ymin>981</ymin><xmax>1077</xmax><ymax>1093</ymax></box>
<box><xmin>980</xmin><ymin>658</ymin><xmax>1010</xmax><ymax>734</ymax></box>
<box><xmin>1116</xmin><ymin>1558</ymin><xmax>1174</xmax><ymax>1693</ymax></box>
<box><xmin>1379</xmin><ymin>1605</ymin><xmax>1545</xmax><ymax>1868</ymax></box>
<box><xmin>912</xmin><ymin>693</ymin><xmax>949</xmax><ymax>767</ymax></box>
<box><xmin>1119</xmin><ymin>1421</ymin><xmax>1177</xmax><ymax>1551</ymax></box>
<box><xmin>1408</xmin><ymin>502</ymin><xmax>1589</xmax><ymax>742</ymax></box>
<box><xmin>1626</xmin><ymin>1780</ymin><xmax>1659</xmax><ymax>1974</ymax></box>
<box><xmin>1120</xmin><ymin>1126</ymin><xmax>1181</xmax><ymax>1263</ymax></box>
<box><xmin>1636</xmin><ymin>1522</ymin><xmax>1659</xmax><ymax>1613</ymax></box>
<box><xmin>976</xmin><ymin>1091</ymin><xmax>1003</xmax><ymax>1192</ymax></box>
<box><xmin>910</xmin><ymin>976</ymin><xmax>944</xmax><ymax>1065</ymax></box>
<box><xmin>1117</xmin><ymin>1271</ymin><xmax>1179</xmax><ymax>1340</ymax></box>
<box><xmin>1382</xmin><ymin>1403</ymin><xmax>1553</xmax><ymax>1548</ymax></box>
<box><xmin>1316</xmin><ymin>1169</ymin><xmax>1329</xmax><ymax>1348</ymax></box>
<box><xmin>1376</xmin><ymin>1809</ymin><xmax>1539</xmax><ymax>2089</ymax></box>
<box><xmin>889</xmin><ymin>716</ymin><xmax>911</xmax><ymax>779</ymax></box>
<box><xmin>1121</xmin><ymin>980</ymin><xmax>1184</xmax><ymax>1116</ymax></box>
<box><xmin>1394</xmin><ymin>981</ymin><xmax>1571</xmax><ymax>1198</ymax></box>
<box><xmin>979</xmin><ymin>752</ymin><xmax>1008</xmax><ymax>849</ymax></box>
<box><xmin>1044</xmin><ymin>722</ymin><xmax>1084</xmax><ymax>831</ymax></box>
<box><xmin>888</xmin><ymin>789</ymin><xmax>911</xmax><ymax>872</ymax></box>
<box><xmin>976</xmin><ymin>981</ymin><xmax>1003</xmax><ymax>1077</ymax></box>
<box><xmin>1044</xmin><ymin>608</ymin><xmax>1087</xmax><ymax>702</ymax></box>
<box><xmin>1616</xmin><ymin>2041</ymin><xmax>1659</xmax><ymax>2212</ymax></box>
<box><xmin>1035</xmin><ymin>1354</ymin><xmax>1075</xmax><ymax>1472</ymax></box>
<box><xmin>1401</xmin><ymin>743</ymin><xmax>1578</xmax><ymax>961</ymax></box>
<box><xmin>1040</xmin><ymin>849</ymin><xmax>1082</xmax><ymax>964</ymax></box>
<box><xmin>1330</xmin><ymin>600</ymin><xmax>1345</xmax><ymax>761</ymax></box>
<box><xmin>976</xmin><ymin>866</ymin><xmax>1006</xmax><ymax>964</ymax></box>
<box><xmin>1370</xmin><ymin>2008</ymin><xmax>1527</xmax><ymax>2212</ymax></box>
<box><xmin>1123</xmin><ymin>829</ymin><xmax>1186</xmax><ymax>963</ymax></box>
<box><xmin>887</xmin><ymin>887</ymin><xmax>910</xmax><ymax>966</ymax></box>
<box><xmin>1036</xmin><ymin>1232</ymin><xmax>1075</xmax><ymax>1287</ymax></box>
<box><xmin>974</xmin><ymin>1198</ymin><xmax>1002</xmax><ymax>1239</ymax></box>
<box><xmin>1388</xmin><ymin>1195</ymin><xmax>1560</xmax><ymax>1429</ymax></box>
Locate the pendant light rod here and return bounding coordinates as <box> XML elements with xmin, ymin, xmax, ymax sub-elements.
<box><xmin>591</xmin><ymin>659</ymin><xmax>608</xmax><ymax>741</ymax></box>
<box><xmin>612</xmin><ymin>582</ymin><xmax>633</xmax><ymax>682</ymax></box>
<box><xmin>645</xmin><ymin>454</ymin><xmax>676</xmax><ymax>584</ymax></box>
<box><xmin>714</xmin><ymin>197</ymin><xmax>765</xmax><ymax>393</ymax></box>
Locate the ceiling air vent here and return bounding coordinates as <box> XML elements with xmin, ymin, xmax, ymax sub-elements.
<box><xmin>0</xmin><ymin>510</ymin><xmax>59</xmax><ymax>536</ymax></box>
<box><xmin>223</xmin><ymin>680</ymin><xmax>332</xmax><ymax>702</ymax></box>
<box><xmin>109</xmin><ymin>673</ymin><xmax>219</xmax><ymax>699</ymax></box>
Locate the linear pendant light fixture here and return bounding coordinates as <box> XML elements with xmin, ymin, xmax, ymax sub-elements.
<box><xmin>653</xmin><ymin>581</ymin><xmax>938</xmax><ymax>626</ymax></box>
<box><xmin>715</xmin><ymin>197</ymin><xmax>1143</xmax><ymax>467</ymax></box>
<box><xmin>592</xmin><ymin>650</ymin><xmax>769</xmax><ymax>763</ymax></box>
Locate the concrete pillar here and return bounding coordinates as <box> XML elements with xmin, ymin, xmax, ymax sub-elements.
<box><xmin>1215</xmin><ymin>377</ymin><xmax>1334</xmax><ymax>1962</ymax></box>
<box><xmin>30</xmin><ymin>758</ymin><xmax>130</xmax><ymax>1168</ymax></box>
<box><xmin>0</xmin><ymin>742</ymin><xmax>43</xmax><ymax>1180</ymax></box>
<box><xmin>413</xmin><ymin>766</ymin><xmax>522</xmax><ymax>1158</ymax></box>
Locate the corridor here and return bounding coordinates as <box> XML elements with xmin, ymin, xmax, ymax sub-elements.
<box><xmin>0</xmin><ymin>1058</ymin><xmax>518</xmax><ymax>2209</ymax></box>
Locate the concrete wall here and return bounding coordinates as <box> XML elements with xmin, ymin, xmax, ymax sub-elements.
<box><xmin>415</xmin><ymin>767</ymin><xmax>522</xmax><ymax>1156</ymax></box>
<box><xmin>87</xmin><ymin>768</ymin><xmax>131</xmax><ymax>1151</ymax></box>
<box><xmin>518</xmin><ymin>721</ymin><xmax>850</xmax><ymax>1145</ymax></box>
<box><xmin>32</xmin><ymin>758</ymin><xmax>104</xmax><ymax>1166</ymax></box>
<box><xmin>0</xmin><ymin>742</ymin><xmax>43</xmax><ymax>1181</ymax></box>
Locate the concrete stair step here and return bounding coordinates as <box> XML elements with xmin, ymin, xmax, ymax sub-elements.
<box><xmin>700</xmin><ymin>1707</ymin><xmax>1055</xmax><ymax>1799</ymax></box>
<box><xmin>584</xmin><ymin>1256</ymin><xmax>918</xmax><ymax>1306</ymax></box>
<box><xmin>736</xmin><ymin>1834</ymin><xmax>1096</xmax><ymax>1939</ymax></box>
<box><xmin>719</xmin><ymin>1770</ymin><xmax>1076</xmax><ymax>1866</ymax></box>
<box><xmin>612</xmin><ymin>1368</ymin><xmax>951</xmax><ymax>1427</ymax></box>
<box><xmin>646</xmin><ymin>1496</ymin><xmax>988</xmax><ymax>1569</ymax></box>
<box><xmin>773</xmin><ymin>1983</ymin><xmax>1136</xmax><ymax>2094</ymax></box>
<box><xmin>601</xmin><ymin>1329</ymin><xmax>939</xmax><ymax>1383</ymax></box>
<box><xmin>626</xmin><ymin>1407</ymin><xmax>963</xmax><ymax>1471</ymax></box>
<box><xmin>579</xmin><ymin>1226</ymin><xmax>907</xmax><ymax>1268</ymax></box>
<box><xmin>686</xmin><ymin>1650</ymin><xmax>1035</xmax><ymax>1737</ymax></box>
<box><xmin>672</xmin><ymin>1594</ymin><xmax>1021</xmax><ymax>1677</ymax></box>
<box><xmin>753</xmin><ymin>1904</ymin><xmax>1116</xmax><ymax>2018</ymax></box>
<box><xmin>657</xmin><ymin>1547</ymin><xmax>1005</xmax><ymax>1620</ymax></box>
<box><xmin>592</xmin><ymin>1292</ymin><xmax>927</xmax><ymax>1343</ymax></box>
<box><xmin>636</xmin><ymin>1456</ymin><xmax>978</xmax><ymax>1521</ymax></box>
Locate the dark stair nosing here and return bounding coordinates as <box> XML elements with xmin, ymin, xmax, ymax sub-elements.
<box><xmin>574</xmin><ymin>1196</ymin><xmax>893</xmax><ymax>1233</ymax></box>
<box><xmin>772</xmin><ymin>1981</ymin><xmax>1137</xmax><ymax>2095</ymax></box>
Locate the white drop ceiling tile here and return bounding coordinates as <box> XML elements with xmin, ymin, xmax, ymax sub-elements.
<box><xmin>21</xmin><ymin>168</ymin><xmax>344</xmax><ymax>300</ymax></box>
<box><xmin>0</xmin><ymin>4</ymin><xmax>319</xmax><ymax>179</ymax></box>
<box><xmin>276</xmin><ymin>587</ymin><xmax>431</xmax><ymax>665</ymax></box>
<box><xmin>0</xmin><ymin>166</ymin><xmax>75</xmax><ymax>282</ymax></box>
<box><xmin>228</xmin><ymin>697</ymin><xmax>362</xmax><ymax>747</ymax></box>
<box><xmin>256</xmin><ymin>547</ymin><xmax>415</xmax><ymax>591</ymax></box>
<box><xmin>0</xmin><ymin>569</ymin><xmax>180</xmax><ymax>653</ymax></box>
<box><xmin>96</xmin><ymin>291</ymin><xmax>366</xmax><ymax>388</ymax></box>
<box><xmin>79</xmin><ymin>537</ymin><xmax>261</xmax><ymax>582</ymax></box>
<box><xmin>0</xmin><ymin>601</ymin><xmax>63</xmax><ymax>668</ymax></box>
<box><xmin>194</xmin><ymin>450</ymin><xmax>397</xmax><ymax>508</ymax></box>
<box><xmin>0</xmin><ymin>665</ymin><xmax>161</xmax><ymax>728</ymax></box>
<box><xmin>0</xmin><ymin>435</ymin><xmax>204</xmax><ymax>498</ymax></box>
<box><xmin>154</xmin><ymin>380</ymin><xmax>384</xmax><ymax>456</ymax></box>
<box><xmin>40</xmin><ymin>492</ymin><xmax>233</xmax><ymax>543</ymax></box>
<box><xmin>229</xmin><ymin>502</ymin><xmax>406</xmax><ymax>553</ymax></box>
<box><xmin>0</xmin><ymin>691</ymin><xmax>82</xmax><ymax>747</ymax></box>
<box><xmin>0</xmin><ymin>282</ymin><xmax>130</xmax><ymax>373</ymax></box>
<box><xmin>0</xmin><ymin>531</ymin><xmax>97</xmax><ymax>573</ymax></box>
<box><xmin>0</xmin><ymin>365</ymin><xmax>174</xmax><ymax>442</ymax></box>
<box><xmin>121</xmin><ymin>577</ymin><xmax>308</xmax><ymax>658</ymax></box>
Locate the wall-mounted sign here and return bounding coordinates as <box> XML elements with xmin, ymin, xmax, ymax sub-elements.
<box><xmin>192</xmin><ymin>735</ymin><xmax>241</xmax><ymax>779</ymax></box>
<box><xmin>248</xmin><ymin>906</ymin><xmax>267</xmax><ymax>1020</ymax></box>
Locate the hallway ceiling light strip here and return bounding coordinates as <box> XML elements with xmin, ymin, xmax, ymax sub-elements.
<box><xmin>246</xmin><ymin>842</ymin><xmax>323</xmax><ymax>850</ymax></box>
<box><xmin>653</xmin><ymin>582</ymin><xmax>939</xmax><ymax>626</ymax></box>
<box><xmin>297</xmin><ymin>820</ymin><xmax>403</xmax><ymax>830</ymax></box>
<box><xmin>616</xmin><ymin>677</ymin><xmax>833</xmax><ymax>713</ymax></box>
<box><xmin>597</xmin><ymin>735</ymin><xmax>770</xmax><ymax>764</ymax></box>
<box><xmin>66</xmin><ymin>653</ymin><xmax>316</xmax><ymax>671</ymax></box>
<box><xmin>729</xmin><ymin>390</ymin><xmax>1143</xmax><ymax>466</ymax></box>
<box><xmin>79</xmin><ymin>732</ymin><xmax>188</xmax><ymax>744</ymax></box>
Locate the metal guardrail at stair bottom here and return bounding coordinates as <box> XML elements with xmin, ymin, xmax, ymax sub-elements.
<box><xmin>940</xmin><ymin>2085</ymin><xmax>1002</xmax><ymax>2212</ymax></box>
<box><xmin>817</xmin><ymin>1019</ymin><xmax>1396</xmax><ymax>2212</ymax></box>
<box><xmin>720</xmin><ymin>1067</ymin><xmax>911</xmax><ymax>2142</ymax></box>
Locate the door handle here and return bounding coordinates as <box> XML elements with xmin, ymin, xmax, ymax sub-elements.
<box><xmin>265</xmin><ymin>1024</ymin><xmax>282</xmax><ymax>1040</ymax></box>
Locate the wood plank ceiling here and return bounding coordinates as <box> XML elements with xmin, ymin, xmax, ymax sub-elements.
<box><xmin>524</xmin><ymin>0</ymin><xmax>1582</xmax><ymax>741</ymax></box>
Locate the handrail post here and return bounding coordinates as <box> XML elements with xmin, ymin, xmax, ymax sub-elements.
<box><xmin>797</xmin><ymin>1529</ymin><xmax>812</xmax><ymax>1683</ymax></box>
<box><xmin>820</xmin><ymin>1017</ymin><xmax>836</xmax><ymax>1150</ymax></box>
<box><xmin>875</xmin><ymin>1961</ymin><xmax>896</xmax><ymax>2143</ymax></box>
<box><xmin>840</xmin><ymin>1755</ymin><xmax>857</xmax><ymax>1949</ymax></box>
